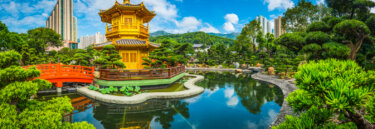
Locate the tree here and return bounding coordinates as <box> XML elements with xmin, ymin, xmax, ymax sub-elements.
<box><xmin>275</xmin><ymin>59</ymin><xmax>375</xmax><ymax>129</ymax></box>
<box><xmin>94</xmin><ymin>45</ymin><xmax>125</xmax><ymax>69</ymax></box>
<box><xmin>306</xmin><ymin>22</ymin><xmax>330</xmax><ymax>33</ymax></box>
<box><xmin>282</xmin><ymin>0</ymin><xmax>319</xmax><ymax>32</ymax></box>
<box><xmin>301</xmin><ymin>43</ymin><xmax>322</xmax><ymax>60</ymax></box>
<box><xmin>321</xmin><ymin>42</ymin><xmax>350</xmax><ymax>59</ymax></box>
<box><xmin>304</xmin><ymin>31</ymin><xmax>331</xmax><ymax>45</ymax></box>
<box><xmin>0</xmin><ymin>50</ymin><xmax>95</xmax><ymax>128</ymax></box>
<box><xmin>275</xmin><ymin>33</ymin><xmax>305</xmax><ymax>54</ymax></box>
<box><xmin>26</xmin><ymin>27</ymin><xmax>63</xmax><ymax>54</ymax></box>
<box><xmin>366</xmin><ymin>15</ymin><xmax>375</xmax><ymax>35</ymax></box>
<box><xmin>334</xmin><ymin>20</ymin><xmax>371</xmax><ymax>60</ymax></box>
<box><xmin>326</xmin><ymin>0</ymin><xmax>375</xmax><ymax>19</ymax></box>
<box><xmin>72</xmin><ymin>49</ymin><xmax>94</xmax><ymax>66</ymax></box>
<box><xmin>235</xmin><ymin>20</ymin><xmax>261</xmax><ymax>53</ymax></box>
<box><xmin>145</xmin><ymin>39</ymin><xmax>190</xmax><ymax>68</ymax></box>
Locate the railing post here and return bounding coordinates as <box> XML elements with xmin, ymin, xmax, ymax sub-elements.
<box><xmin>168</xmin><ymin>68</ymin><xmax>171</xmax><ymax>78</ymax></box>
<box><xmin>57</xmin><ymin>63</ymin><xmax>61</xmax><ymax>78</ymax></box>
<box><xmin>92</xmin><ymin>66</ymin><xmax>95</xmax><ymax>78</ymax></box>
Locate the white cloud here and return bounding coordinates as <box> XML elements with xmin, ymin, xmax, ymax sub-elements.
<box><xmin>223</xmin><ymin>13</ymin><xmax>239</xmax><ymax>32</ymax></box>
<box><xmin>264</xmin><ymin>0</ymin><xmax>294</xmax><ymax>11</ymax></box>
<box><xmin>2</xmin><ymin>1</ymin><xmax>19</xmax><ymax>17</ymax></box>
<box><xmin>200</xmin><ymin>23</ymin><xmax>220</xmax><ymax>33</ymax></box>
<box><xmin>224</xmin><ymin>88</ymin><xmax>239</xmax><ymax>107</ymax></box>
<box><xmin>226</xmin><ymin>96</ymin><xmax>239</xmax><ymax>106</ymax></box>
<box><xmin>317</xmin><ymin>0</ymin><xmax>325</xmax><ymax>5</ymax></box>
<box><xmin>143</xmin><ymin>0</ymin><xmax>178</xmax><ymax>21</ymax></box>
<box><xmin>174</xmin><ymin>16</ymin><xmax>201</xmax><ymax>33</ymax></box>
<box><xmin>224</xmin><ymin>88</ymin><xmax>235</xmax><ymax>98</ymax></box>
<box><xmin>224</xmin><ymin>13</ymin><xmax>239</xmax><ymax>24</ymax></box>
<box><xmin>0</xmin><ymin>0</ymin><xmax>57</xmax><ymax>33</ymax></box>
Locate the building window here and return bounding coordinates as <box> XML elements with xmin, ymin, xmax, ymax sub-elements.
<box><xmin>124</xmin><ymin>18</ymin><xmax>132</xmax><ymax>25</ymax></box>
<box><xmin>130</xmin><ymin>53</ymin><xmax>136</xmax><ymax>62</ymax></box>
<box><xmin>123</xmin><ymin>53</ymin><xmax>129</xmax><ymax>62</ymax></box>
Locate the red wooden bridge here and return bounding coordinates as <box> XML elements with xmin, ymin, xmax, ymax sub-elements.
<box><xmin>23</xmin><ymin>63</ymin><xmax>95</xmax><ymax>87</ymax></box>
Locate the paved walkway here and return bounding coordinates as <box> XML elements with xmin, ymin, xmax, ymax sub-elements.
<box><xmin>251</xmin><ymin>72</ymin><xmax>298</xmax><ymax>128</ymax></box>
<box><xmin>77</xmin><ymin>74</ymin><xmax>205</xmax><ymax>104</ymax></box>
<box><xmin>186</xmin><ymin>67</ymin><xmax>262</xmax><ymax>72</ymax></box>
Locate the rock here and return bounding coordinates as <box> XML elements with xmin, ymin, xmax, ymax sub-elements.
<box><xmin>94</xmin><ymin>71</ymin><xmax>100</xmax><ymax>78</ymax></box>
<box><xmin>235</xmin><ymin>69</ymin><xmax>243</xmax><ymax>73</ymax></box>
<box><xmin>218</xmin><ymin>65</ymin><xmax>223</xmax><ymax>69</ymax></box>
<box><xmin>241</xmin><ymin>64</ymin><xmax>247</xmax><ymax>69</ymax></box>
<box><xmin>268</xmin><ymin>67</ymin><xmax>275</xmax><ymax>75</ymax></box>
<box><xmin>256</xmin><ymin>63</ymin><xmax>261</xmax><ymax>67</ymax></box>
<box><xmin>234</xmin><ymin>62</ymin><xmax>240</xmax><ymax>68</ymax></box>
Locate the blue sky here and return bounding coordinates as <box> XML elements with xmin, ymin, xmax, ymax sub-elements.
<box><xmin>0</xmin><ymin>0</ymin><xmax>351</xmax><ymax>38</ymax></box>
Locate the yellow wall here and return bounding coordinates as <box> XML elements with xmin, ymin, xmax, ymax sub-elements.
<box><xmin>119</xmin><ymin>49</ymin><xmax>150</xmax><ymax>69</ymax></box>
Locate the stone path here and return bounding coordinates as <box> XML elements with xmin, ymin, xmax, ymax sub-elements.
<box><xmin>251</xmin><ymin>72</ymin><xmax>298</xmax><ymax>128</ymax></box>
<box><xmin>77</xmin><ymin>74</ymin><xmax>205</xmax><ymax>104</ymax></box>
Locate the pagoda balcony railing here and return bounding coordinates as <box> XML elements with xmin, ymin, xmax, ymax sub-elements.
<box><xmin>140</xmin><ymin>24</ymin><xmax>148</xmax><ymax>34</ymax></box>
<box><xmin>99</xmin><ymin>66</ymin><xmax>185</xmax><ymax>81</ymax></box>
<box><xmin>106</xmin><ymin>24</ymin><xmax>149</xmax><ymax>34</ymax></box>
<box><xmin>120</xmin><ymin>24</ymin><xmax>138</xmax><ymax>30</ymax></box>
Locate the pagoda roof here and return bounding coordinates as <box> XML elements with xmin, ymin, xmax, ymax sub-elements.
<box><xmin>94</xmin><ymin>39</ymin><xmax>159</xmax><ymax>48</ymax></box>
<box><xmin>99</xmin><ymin>1</ymin><xmax>156</xmax><ymax>23</ymax></box>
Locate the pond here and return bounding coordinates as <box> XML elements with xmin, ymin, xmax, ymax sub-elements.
<box><xmin>39</xmin><ymin>72</ymin><xmax>284</xmax><ymax>129</ymax></box>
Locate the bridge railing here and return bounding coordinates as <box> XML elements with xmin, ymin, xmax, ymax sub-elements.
<box><xmin>99</xmin><ymin>66</ymin><xmax>185</xmax><ymax>81</ymax></box>
<box><xmin>23</xmin><ymin>63</ymin><xmax>95</xmax><ymax>79</ymax></box>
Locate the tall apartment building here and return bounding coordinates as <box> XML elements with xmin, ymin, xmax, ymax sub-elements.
<box><xmin>46</xmin><ymin>0</ymin><xmax>77</xmax><ymax>42</ymax></box>
<box><xmin>255</xmin><ymin>15</ymin><xmax>273</xmax><ymax>36</ymax></box>
<box><xmin>79</xmin><ymin>32</ymin><xmax>107</xmax><ymax>49</ymax></box>
<box><xmin>274</xmin><ymin>16</ymin><xmax>286</xmax><ymax>38</ymax></box>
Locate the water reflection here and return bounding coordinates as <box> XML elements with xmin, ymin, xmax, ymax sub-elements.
<box><xmin>195</xmin><ymin>72</ymin><xmax>284</xmax><ymax>114</ymax></box>
<box><xmin>61</xmin><ymin>72</ymin><xmax>283</xmax><ymax>129</ymax></box>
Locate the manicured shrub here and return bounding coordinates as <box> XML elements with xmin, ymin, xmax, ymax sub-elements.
<box><xmin>304</xmin><ymin>32</ymin><xmax>330</xmax><ymax>45</ymax></box>
<box><xmin>321</xmin><ymin>42</ymin><xmax>350</xmax><ymax>59</ymax></box>
<box><xmin>306</xmin><ymin>21</ymin><xmax>330</xmax><ymax>33</ymax></box>
<box><xmin>275</xmin><ymin>59</ymin><xmax>375</xmax><ymax>128</ymax></box>
<box><xmin>88</xmin><ymin>85</ymin><xmax>94</xmax><ymax>90</ymax></box>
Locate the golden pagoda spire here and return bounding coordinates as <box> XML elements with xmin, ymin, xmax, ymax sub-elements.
<box><xmin>124</xmin><ymin>0</ymin><xmax>130</xmax><ymax>4</ymax></box>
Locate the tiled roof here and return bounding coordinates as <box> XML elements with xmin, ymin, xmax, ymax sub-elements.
<box><xmin>116</xmin><ymin>39</ymin><xmax>146</xmax><ymax>45</ymax></box>
<box><xmin>150</xmin><ymin>42</ymin><xmax>160</xmax><ymax>47</ymax></box>
<box><xmin>193</xmin><ymin>44</ymin><xmax>203</xmax><ymax>48</ymax></box>
<box><xmin>120</xmin><ymin>3</ymin><xmax>142</xmax><ymax>6</ymax></box>
<box><xmin>95</xmin><ymin>41</ymin><xmax>112</xmax><ymax>47</ymax></box>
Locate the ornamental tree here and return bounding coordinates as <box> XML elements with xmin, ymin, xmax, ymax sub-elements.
<box><xmin>72</xmin><ymin>49</ymin><xmax>94</xmax><ymax>66</ymax></box>
<box><xmin>275</xmin><ymin>33</ymin><xmax>306</xmax><ymax>54</ymax></box>
<box><xmin>366</xmin><ymin>15</ymin><xmax>375</xmax><ymax>35</ymax></box>
<box><xmin>0</xmin><ymin>50</ymin><xmax>95</xmax><ymax>128</ymax></box>
<box><xmin>306</xmin><ymin>22</ymin><xmax>330</xmax><ymax>33</ymax></box>
<box><xmin>145</xmin><ymin>39</ymin><xmax>191</xmax><ymax>68</ymax></box>
<box><xmin>94</xmin><ymin>45</ymin><xmax>125</xmax><ymax>69</ymax></box>
<box><xmin>275</xmin><ymin>59</ymin><xmax>375</xmax><ymax>129</ymax></box>
<box><xmin>321</xmin><ymin>42</ymin><xmax>350</xmax><ymax>59</ymax></box>
<box><xmin>304</xmin><ymin>31</ymin><xmax>331</xmax><ymax>45</ymax></box>
<box><xmin>334</xmin><ymin>20</ymin><xmax>371</xmax><ymax>60</ymax></box>
<box><xmin>26</xmin><ymin>27</ymin><xmax>63</xmax><ymax>54</ymax></box>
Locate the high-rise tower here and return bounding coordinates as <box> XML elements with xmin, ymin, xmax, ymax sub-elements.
<box><xmin>255</xmin><ymin>15</ymin><xmax>273</xmax><ymax>36</ymax></box>
<box><xmin>274</xmin><ymin>16</ymin><xmax>286</xmax><ymax>38</ymax></box>
<box><xmin>46</xmin><ymin>0</ymin><xmax>77</xmax><ymax>42</ymax></box>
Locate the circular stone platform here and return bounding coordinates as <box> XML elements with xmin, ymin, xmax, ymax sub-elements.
<box><xmin>77</xmin><ymin>74</ymin><xmax>205</xmax><ymax>104</ymax></box>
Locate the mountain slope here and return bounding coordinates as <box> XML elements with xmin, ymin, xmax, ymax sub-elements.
<box><xmin>150</xmin><ymin>31</ymin><xmax>171</xmax><ymax>37</ymax></box>
<box><xmin>149</xmin><ymin>32</ymin><xmax>234</xmax><ymax>46</ymax></box>
<box><xmin>208</xmin><ymin>32</ymin><xmax>240</xmax><ymax>40</ymax></box>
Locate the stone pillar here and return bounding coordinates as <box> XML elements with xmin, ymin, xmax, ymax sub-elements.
<box><xmin>57</xmin><ymin>87</ymin><xmax>62</xmax><ymax>93</ymax></box>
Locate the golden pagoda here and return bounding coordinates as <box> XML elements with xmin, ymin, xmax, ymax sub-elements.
<box><xmin>94</xmin><ymin>0</ymin><xmax>159</xmax><ymax>69</ymax></box>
